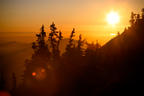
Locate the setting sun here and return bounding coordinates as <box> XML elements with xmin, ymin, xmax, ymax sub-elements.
<box><xmin>107</xmin><ymin>11</ymin><xmax>120</xmax><ymax>25</ymax></box>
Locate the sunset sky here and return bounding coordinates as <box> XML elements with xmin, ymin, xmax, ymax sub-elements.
<box><xmin>0</xmin><ymin>0</ymin><xmax>144</xmax><ymax>44</ymax></box>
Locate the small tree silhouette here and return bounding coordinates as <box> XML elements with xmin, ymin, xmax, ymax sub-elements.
<box><xmin>64</xmin><ymin>28</ymin><xmax>75</xmax><ymax>57</ymax></box>
<box><xmin>130</xmin><ymin>12</ymin><xmax>136</xmax><ymax>26</ymax></box>
<box><xmin>95</xmin><ymin>40</ymin><xmax>101</xmax><ymax>50</ymax></box>
<box><xmin>76</xmin><ymin>34</ymin><xmax>84</xmax><ymax>57</ymax></box>
<box><xmin>57</xmin><ymin>31</ymin><xmax>63</xmax><ymax>51</ymax></box>
<box><xmin>85</xmin><ymin>41</ymin><xmax>101</xmax><ymax>57</ymax></box>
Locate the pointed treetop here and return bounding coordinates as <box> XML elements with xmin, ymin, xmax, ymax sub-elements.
<box><xmin>72</xmin><ymin>28</ymin><xmax>75</xmax><ymax>33</ymax></box>
<box><xmin>73</xmin><ymin>28</ymin><xmax>75</xmax><ymax>31</ymax></box>
<box><xmin>71</xmin><ymin>28</ymin><xmax>75</xmax><ymax>36</ymax></box>
<box><xmin>96</xmin><ymin>40</ymin><xmax>99</xmax><ymax>46</ymax></box>
<box><xmin>59</xmin><ymin>30</ymin><xmax>63</xmax><ymax>40</ymax></box>
<box><xmin>79</xmin><ymin>34</ymin><xmax>82</xmax><ymax>40</ymax></box>
<box><xmin>51</xmin><ymin>22</ymin><xmax>55</xmax><ymax>26</ymax></box>
<box><xmin>41</xmin><ymin>24</ymin><xmax>45</xmax><ymax>32</ymax></box>
<box><xmin>42</xmin><ymin>24</ymin><xmax>44</xmax><ymax>27</ymax></box>
<box><xmin>50</xmin><ymin>22</ymin><xmax>57</xmax><ymax>30</ymax></box>
<box><xmin>96</xmin><ymin>40</ymin><xmax>101</xmax><ymax>49</ymax></box>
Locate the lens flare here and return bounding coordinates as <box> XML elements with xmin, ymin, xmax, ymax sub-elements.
<box><xmin>32</xmin><ymin>72</ymin><xmax>36</xmax><ymax>76</ymax></box>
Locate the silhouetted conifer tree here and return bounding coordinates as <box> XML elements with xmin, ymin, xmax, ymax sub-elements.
<box><xmin>95</xmin><ymin>40</ymin><xmax>101</xmax><ymax>50</ymax></box>
<box><xmin>76</xmin><ymin>34</ymin><xmax>84</xmax><ymax>56</ymax></box>
<box><xmin>64</xmin><ymin>28</ymin><xmax>75</xmax><ymax>56</ymax></box>
<box><xmin>85</xmin><ymin>41</ymin><xmax>101</xmax><ymax>59</ymax></box>
<box><xmin>32</xmin><ymin>24</ymin><xmax>50</xmax><ymax>58</ymax></box>
<box><xmin>57</xmin><ymin>31</ymin><xmax>63</xmax><ymax>50</ymax></box>
<box><xmin>130</xmin><ymin>12</ymin><xmax>136</xmax><ymax>26</ymax></box>
<box><xmin>49</xmin><ymin>22</ymin><xmax>63</xmax><ymax>59</ymax></box>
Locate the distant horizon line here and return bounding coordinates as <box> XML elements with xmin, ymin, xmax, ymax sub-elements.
<box><xmin>0</xmin><ymin>32</ymin><xmax>37</xmax><ymax>33</ymax></box>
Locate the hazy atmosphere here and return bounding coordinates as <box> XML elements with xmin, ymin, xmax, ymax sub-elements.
<box><xmin>1</xmin><ymin>0</ymin><xmax>144</xmax><ymax>44</ymax></box>
<box><xmin>1</xmin><ymin>0</ymin><xmax>144</xmax><ymax>96</ymax></box>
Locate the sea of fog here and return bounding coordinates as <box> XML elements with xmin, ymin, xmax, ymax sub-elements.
<box><xmin>0</xmin><ymin>32</ymin><xmax>36</xmax><ymax>88</ymax></box>
<box><xmin>0</xmin><ymin>32</ymin><xmax>70</xmax><ymax>88</ymax></box>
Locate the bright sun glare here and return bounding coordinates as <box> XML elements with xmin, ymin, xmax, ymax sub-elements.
<box><xmin>107</xmin><ymin>11</ymin><xmax>120</xmax><ymax>25</ymax></box>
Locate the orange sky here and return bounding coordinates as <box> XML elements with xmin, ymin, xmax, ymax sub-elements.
<box><xmin>0</xmin><ymin>0</ymin><xmax>144</xmax><ymax>45</ymax></box>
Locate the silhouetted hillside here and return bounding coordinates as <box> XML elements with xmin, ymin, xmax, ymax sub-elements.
<box><xmin>95</xmin><ymin>10</ymin><xmax>144</xmax><ymax>95</ymax></box>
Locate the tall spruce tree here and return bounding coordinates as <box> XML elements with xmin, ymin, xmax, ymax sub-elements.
<box><xmin>32</xmin><ymin>24</ymin><xmax>50</xmax><ymax>58</ymax></box>
<box><xmin>76</xmin><ymin>34</ymin><xmax>84</xmax><ymax>56</ymax></box>
<box><xmin>49</xmin><ymin>22</ymin><xmax>63</xmax><ymax>59</ymax></box>
<box><xmin>64</xmin><ymin>28</ymin><xmax>75</xmax><ymax>56</ymax></box>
